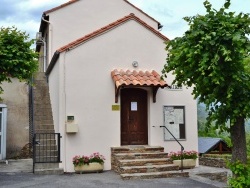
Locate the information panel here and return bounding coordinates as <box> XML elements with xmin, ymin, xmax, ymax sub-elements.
<box><xmin>163</xmin><ymin>106</ymin><xmax>185</xmax><ymax>140</ymax></box>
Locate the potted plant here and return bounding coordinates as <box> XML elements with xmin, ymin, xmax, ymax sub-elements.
<box><xmin>169</xmin><ymin>150</ymin><xmax>198</xmax><ymax>169</ymax></box>
<box><xmin>72</xmin><ymin>152</ymin><xmax>105</xmax><ymax>173</ymax></box>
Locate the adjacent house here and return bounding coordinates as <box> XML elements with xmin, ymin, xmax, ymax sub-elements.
<box><xmin>0</xmin><ymin>79</ymin><xmax>30</xmax><ymax>160</ymax></box>
<box><xmin>32</xmin><ymin>0</ymin><xmax>198</xmax><ymax>173</ymax></box>
<box><xmin>198</xmin><ymin>137</ymin><xmax>232</xmax><ymax>155</ymax></box>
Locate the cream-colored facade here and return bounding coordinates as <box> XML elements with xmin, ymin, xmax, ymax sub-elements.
<box><xmin>38</xmin><ymin>0</ymin><xmax>198</xmax><ymax>172</ymax></box>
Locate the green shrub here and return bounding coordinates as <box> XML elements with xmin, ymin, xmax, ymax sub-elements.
<box><xmin>227</xmin><ymin>161</ymin><xmax>250</xmax><ymax>188</ymax></box>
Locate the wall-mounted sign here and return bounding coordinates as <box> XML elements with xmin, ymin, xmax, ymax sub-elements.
<box><xmin>112</xmin><ymin>105</ymin><xmax>120</xmax><ymax>111</ymax></box>
<box><xmin>166</xmin><ymin>85</ymin><xmax>183</xmax><ymax>90</ymax></box>
<box><xmin>131</xmin><ymin>102</ymin><xmax>137</xmax><ymax>111</ymax></box>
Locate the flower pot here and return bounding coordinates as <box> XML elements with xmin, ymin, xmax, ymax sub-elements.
<box><xmin>74</xmin><ymin>162</ymin><xmax>104</xmax><ymax>174</ymax></box>
<box><xmin>173</xmin><ymin>159</ymin><xmax>196</xmax><ymax>169</ymax></box>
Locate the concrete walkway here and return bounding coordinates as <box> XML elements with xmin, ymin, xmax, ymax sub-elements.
<box><xmin>0</xmin><ymin>159</ymin><xmax>230</xmax><ymax>188</ymax></box>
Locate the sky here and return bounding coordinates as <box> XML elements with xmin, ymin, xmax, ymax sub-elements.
<box><xmin>0</xmin><ymin>0</ymin><xmax>250</xmax><ymax>40</ymax></box>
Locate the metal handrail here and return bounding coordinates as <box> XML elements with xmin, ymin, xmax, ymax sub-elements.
<box><xmin>160</xmin><ymin>126</ymin><xmax>184</xmax><ymax>172</ymax></box>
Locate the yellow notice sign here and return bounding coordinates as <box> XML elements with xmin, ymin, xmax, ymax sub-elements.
<box><xmin>112</xmin><ymin>105</ymin><xmax>120</xmax><ymax>111</ymax></box>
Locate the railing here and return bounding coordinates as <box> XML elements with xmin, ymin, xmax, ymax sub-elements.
<box><xmin>33</xmin><ymin>133</ymin><xmax>61</xmax><ymax>173</ymax></box>
<box><xmin>160</xmin><ymin>126</ymin><xmax>184</xmax><ymax>172</ymax></box>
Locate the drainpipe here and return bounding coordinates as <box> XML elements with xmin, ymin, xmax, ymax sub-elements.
<box><xmin>41</xmin><ymin>15</ymin><xmax>53</xmax><ymax>67</ymax></box>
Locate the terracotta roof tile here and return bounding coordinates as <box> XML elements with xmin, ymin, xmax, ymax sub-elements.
<box><xmin>111</xmin><ymin>69</ymin><xmax>168</xmax><ymax>88</ymax></box>
<box><xmin>57</xmin><ymin>13</ymin><xmax>169</xmax><ymax>53</ymax></box>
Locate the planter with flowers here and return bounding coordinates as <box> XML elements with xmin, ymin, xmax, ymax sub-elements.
<box><xmin>72</xmin><ymin>152</ymin><xmax>105</xmax><ymax>173</ymax></box>
<box><xmin>169</xmin><ymin>150</ymin><xmax>198</xmax><ymax>169</ymax></box>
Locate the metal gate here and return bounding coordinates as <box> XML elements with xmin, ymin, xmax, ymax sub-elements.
<box><xmin>33</xmin><ymin>133</ymin><xmax>61</xmax><ymax>164</ymax></box>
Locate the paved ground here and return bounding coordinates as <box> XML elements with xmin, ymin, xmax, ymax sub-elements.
<box><xmin>0</xmin><ymin>159</ymin><xmax>230</xmax><ymax>188</ymax></box>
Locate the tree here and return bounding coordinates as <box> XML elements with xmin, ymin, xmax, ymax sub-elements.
<box><xmin>162</xmin><ymin>0</ymin><xmax>250</xmax><ymax>163</ymax></box>
<box><xmin>0</xmin><ymin>26</ymin><xmax>38</xmax><ymax>98</ymax></box>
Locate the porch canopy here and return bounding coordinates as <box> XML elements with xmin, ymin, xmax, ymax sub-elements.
<box><xmin>111</xmin><ymin>69</ymin><xmax>169</xmax><ymax>103</ymax></box>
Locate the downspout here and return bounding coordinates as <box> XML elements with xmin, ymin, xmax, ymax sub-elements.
<box><xmin>42</xmin><ymin>15</ymin><xmax>53</xmax><ymax>69</ymax></box>
<box><xmin>63</xmin><ymin>50</ymin><xmax>67</xmax><ymax>172</ymax></box>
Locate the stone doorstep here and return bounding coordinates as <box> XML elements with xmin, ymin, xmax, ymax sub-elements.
<box><xmin>111</xmin><ymin>146</ymin><xmax>164</xmax><ymax>153</ymax></box>
<box><xmin>121</xmin><ymin>171</ymin><xmax>189</xmax><ymax>180</ymax></box>
<box><xmin>34</xmin><ymin>163</ymin><xmax>59</xmax><ymax>169</ymax></box>
<box><xmin>34</xmin><ymin>168</ymin><xmax>64</xmax><ymax>175</ymax></box>
<box><xmin>114</xmin><ymin>152</ymin><xmax>168</xmax><ymax>160</ymax></box>
<box><xmin>118</xmin><ymin>158</ymin><xmax>173</xmax><ymax>166</ymax></box>
<box><xmin>120</xmin><ymin>164</ymin><xmax>179</xmax><ymax>174</ymax></box>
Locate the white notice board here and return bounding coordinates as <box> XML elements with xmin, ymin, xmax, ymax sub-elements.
<box><xmin>163</xmin><ymin>106</ymin><xmax>185</xmax><ymax>140</ymax></box>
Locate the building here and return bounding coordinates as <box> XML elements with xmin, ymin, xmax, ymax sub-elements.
<box><xmin>33</xmin><ymin>0</ymin><xmax>198</xmax><ymax>173</ymax></box>
<box><xmin>0</xmin><ymin>79</ymin><xmax>30</xmax><ymax>160</ymax></box>
<box><xmin>198</xmin><ymin>137</ymin><xmax>232</xmax><ymax>155</ymax></box>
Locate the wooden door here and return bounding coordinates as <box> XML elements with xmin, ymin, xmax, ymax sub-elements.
<box><xmin>121</xmin><ymin>88</ymin><xmax>148</xmax><ymax>145</ymax></box>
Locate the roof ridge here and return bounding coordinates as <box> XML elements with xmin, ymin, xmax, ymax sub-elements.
<box><xmin>58</xmin><ymin>13</ymin><xmax>169</xmax><ymax>52</ymax></box>
<box><xmin>123</xmin><ymin>0</ymin><xmax>159</xmax><ymax>24</ymax></box>
<box><xmin>44</xmin><ymin>0</ymin><xmax>79</xmax><ymax>14</ymax></box>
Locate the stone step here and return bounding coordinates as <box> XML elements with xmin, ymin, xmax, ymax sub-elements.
<box><xmin>35</xmin><ymin>145</ymin><xmax>57</xmax><ymax>150</ymax></box>
<box><xmin>120</xmin><ymin>171</ymin><xmax>189</xmax><ymax>180</ymax></box>
<box><xmin>34</xmin><ymin>168</ymin><xmax>64</xmax><ymax>175</ymax></box>
<box><xmin>35</xmin><ymin>156</ymin><xmax>59</xmax><ymax>163</ymax></box>
<box><xmin>35</xmin><ymin>124</ymin><xmax>55</xmax><ymax>129</ymax></box>
<box><xmin>35</xmin><ymin>129</ymin><xmax>55</xmax><ymax>133</ymax></box>
<box><xmin>35</xmin><ymin>163</ymin><xmax>59</xmax><ymax>169</ymax></box>
<box><xmin>120</xmin><ymin>164</ymin><xmax>179</xmax><ymax>174</ymax></box>
<box><xmin>35</xmin><ymin>150</ymin><xmax>58</xmax><ymax>156</ymax></box>
<box><xmin>35</xmin><ymin>139</ymin><xmax>56</xmax><ymax>145</ymax></box>
<box><xmin>34</xmin><ymin>120</ymin><xmax>54</xmax><ymax>125</ymax></box>
<box><xmin>118</xmin><ymin>158</ymin><xmax>172</xmax><ymax>166</ymax></box>
<box><xmin>111</xmin><ymin>146</ymin><xmax>164</xmax><ymax>154</ymax></box>
<box><xmin>114</xmin><ymin>152</ymin><xmax>168</xmax><ymax>160</ymax></box>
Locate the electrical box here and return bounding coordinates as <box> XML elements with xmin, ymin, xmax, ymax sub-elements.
<box><xmin>67</xmin><ymin>116</ymin><xmax>74</xmax><ymax>121</ymax></box>
<box><xmin>66</xmin><ymin>123</ymin><xmax>78</xmax><ymax>133</ymax></box>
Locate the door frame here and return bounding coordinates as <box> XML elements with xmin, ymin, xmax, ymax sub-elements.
<box><xmin>120</xmin><ymin>87</ymin><xmax>148</xmax><ymax>145</ymax></box>
<box><xmin>0</xmin><ymin>104</ymin><xmax>7</xmax><ymax>160</ymax></box>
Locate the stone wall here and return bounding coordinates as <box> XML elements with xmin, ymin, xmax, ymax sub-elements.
<box><xmin>199</xmin><ymin>156</ymin><xmax>228</xmax><ymax>168</ymax></box>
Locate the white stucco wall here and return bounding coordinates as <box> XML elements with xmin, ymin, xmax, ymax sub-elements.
<box><xmin>45</xmin><ymin>0</ymin><xmax>159</xmax><ymax>61</ymax></box>
<box><xmin>48</xmin><ymin>19</ymin><xmax>198</xmax><ymax>172</ymax></box>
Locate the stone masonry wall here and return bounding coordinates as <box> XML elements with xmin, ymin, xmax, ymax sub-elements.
<box><xmin>199</xmin><ymin>157</ymin><xmax>228</xmax><ymax>168</ymax></box>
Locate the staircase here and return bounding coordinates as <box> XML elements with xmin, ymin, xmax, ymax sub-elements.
<box><xmin>111</xmin><ymin>146</ymin><xmax>189</xmax><ymax>180</ymax></box>
<box><xmin>32</xmin><ymin>72</ymin><xmax>63</xmax><ymax>175</ymax></box>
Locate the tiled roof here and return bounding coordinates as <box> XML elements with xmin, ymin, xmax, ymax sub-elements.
<box><xmin>198</xmin><ymin>137</ymin><xmax>224</xmax><ymax>154</ymax></box>
<box><xmin>58</xmin><ymin>13</ymin><xmax>169</xmax><ymax>52</ymax></box>
<box><xmin>43</xmin><ymin>0</ymin><xmax>160</xmax><ymax>24</ymax></box>
<box><xmin>111</xmin><ymin>69</ymin><xmax>168</xmax><ymax>88</ymax></box>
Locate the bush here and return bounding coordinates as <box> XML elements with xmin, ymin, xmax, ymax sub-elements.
<box><xmin>227</xmin><ymin>161</ymin><xmax>250</xmax><ymax>188</ymax></box>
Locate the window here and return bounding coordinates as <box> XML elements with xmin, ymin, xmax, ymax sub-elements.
<box><xmin>163</xmin><ymin>106</ymin><xmax>185</xmax><ymax>140</ymax></box>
